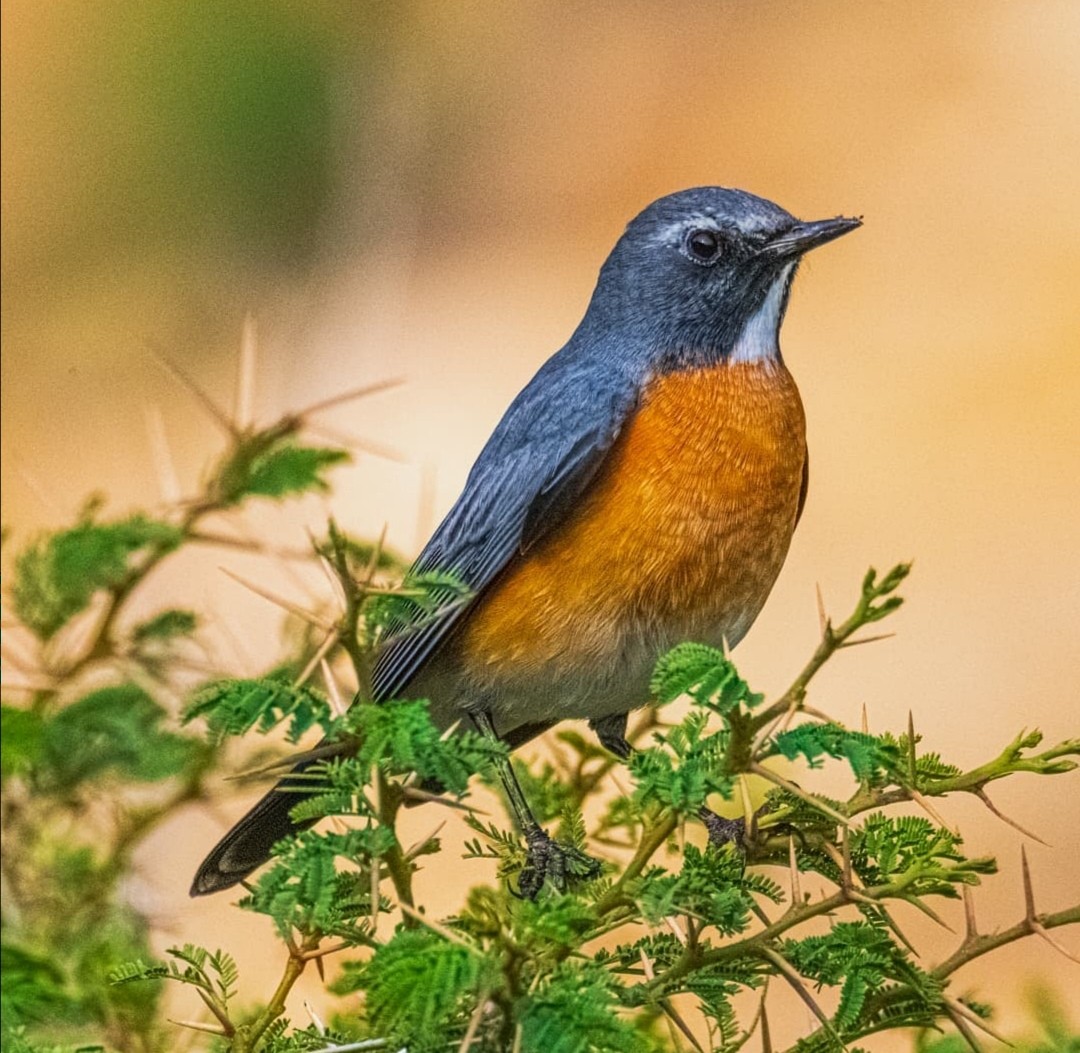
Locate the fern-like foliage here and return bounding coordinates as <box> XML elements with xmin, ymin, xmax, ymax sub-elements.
<box><xmin>517</xmin><ymin>962</ymin><xmax>654</xmax><ymax>1053</ymax></box>
<box><xmin>770</xmin><ymin>722</ymin><xmax>900</xmax><ymax>781</ymax></box>
<box><xmin>333</xmin><ymin>928</ymin><xmax>496</xmax><ymax>1052</ymax></box>
<box><xmin>209</xmin><ymin>434</ymin><xmax>350</xmax><ymax>505</ymax></box>
<box><xmin>629</xmin><ymin>710</ymin><xmax>732</xmax><ymax>812</ymax></box>
<box><xmin>37</xmin><ymin>685</ymin><xmax>202</xmax><ymax>792</ymax></box>
<box><xmin>782</xmin><ymin>921</ymin><xmax>937</xmax><ymax>1030</ymax></box>
<box><xmin>241</xmin><ymin>827</ymin><xmax>394</xmax><ymax>939</ymax></box>
<box><xmin>337</xmin><ymin>698</ymin><xmax>505</xmax><ymax>793</ymax></box>
<box><xmin>12</xmin><ymin>511</ymin><xmax>183</xmax><ymax>639</ymax></box>
<box><xmin>109</xmin><ymin>943</ymin><xmax>238</xmax><ymax>1007</ymax></box>
<box><xmin>184</xmin><ymin>677</ymin><xmax>334</xmax><ymax>744</ymax></box>
<box><xmin>638</xmin><ymin>843</ymin><xmax>781</xmax><ymax>934</ymax></box>
<box><xmin>650</xmin><ymin>643</ymin><xmax>764</xmax><ymax>712</ymax></box>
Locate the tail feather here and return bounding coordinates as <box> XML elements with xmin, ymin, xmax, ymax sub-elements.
<box><xmin>190</xmin><ymin>719</ymin><xmax>560</xmax><ymax>896</ymax></box>
<box><xmin>190</xmin><ymin>781</ymin><xmax>315</xmax><ymax>896</ymax></box>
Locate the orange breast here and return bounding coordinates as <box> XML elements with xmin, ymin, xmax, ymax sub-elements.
<box><xmin>455</xmin><ymin>361</ymin><xmax>807</xmax><ymax>688</ymax></box>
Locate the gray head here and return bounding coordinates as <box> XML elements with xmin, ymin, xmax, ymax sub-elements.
<box><xmin>583</xmin><ymin>186</ymin><xmax>861</xmax><ymax>368</ymax></box>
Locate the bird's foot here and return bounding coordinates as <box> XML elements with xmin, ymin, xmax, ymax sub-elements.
<box><xmin>700</xmin><ymin>803</ymin><xmax>773</xmax><ymax>851</ymax></box>
<box><xmin>515</xmin><ymin>827</ymin><xmax>603</xmax><ymax>900</ymax></box>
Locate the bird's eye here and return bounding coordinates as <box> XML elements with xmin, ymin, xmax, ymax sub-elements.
<box><xmin>686</xmin><ymin>229</ymin><xmax>722</xmax><ymax>264</ymax></box>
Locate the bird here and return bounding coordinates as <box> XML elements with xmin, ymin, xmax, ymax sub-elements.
<box><xmin>191</xmin><ymin>186</ymin><xmax>861</xmax><ymax>899</ymax></box>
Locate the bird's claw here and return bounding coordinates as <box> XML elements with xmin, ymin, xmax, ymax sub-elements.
<box><xmin>515</xmin><ymin>828</ymin><xmax>602</xmax><ymax>900</ymax></box>
<box><xmin>700</xmin><ymin>802</ymin><xmax>774</xmax><ymax>851</ymax></box>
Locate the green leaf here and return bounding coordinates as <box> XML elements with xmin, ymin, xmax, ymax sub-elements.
<box><xmin>340</xmin><ymin>698</ymin><xmax>505</xmax><ymax>794</ymax></box>
<box><xmin>1</xmin><ymin>939</ymin><xmax>79</xmax><ymax>1024</ymax></box>
<box><xmin>212</xmin><ymin>434</ymin><xmax>350</xmax><ymax>505</ymax></box>
<box><xmin>782</xmin><ymin>921</ymin><xmax>936</xmax><ymax>1031</ymax></box>
<box><xmin>629</xmin><ymin>711</ymin><xmax>733</xmax><ymax>813</ymax></box>
<box><xmin>336</xmin><ymin>928</ymin><xmax>494</xmax><ymax>1050</ymax></box>
<box><xmin>242</xmin><ymin>443</ymin><xmax>350</xmax><ymax>499</ymax></box>
<box><xmin>638</xmin><ymin>844</ymin><xmax>777</xmax><ymax>934</ymax></box>
<box><xmin>40</xmin><ymin>685</ymin><xmax>200</xmax><ymax>791</ymax></box>
<box><xmin>185</xmin><ymin>677</ymin><xmax>333</xmax><ymax>744</ymax></box>
<box><xmin>517</xmin><ymin>962</ymin><xmax>652</xmax><ymax>1053</ymax></box>
<box><xmin>242</xmin><ymin>827</ymin><xmax>392</xmax><ymax>939</ymax></box>
<box><xmin>131</xmin><ymin>608</ymin><xmax>198</xmax><ymax>643</ymax></box>
<box><xmin>771</xmin><ymin>723</ymin><xmax>899</xmax><ymax>781</ymax></box>
<box><xmin>1</xmin><ymin>705</ymin><xmax>45</xmax><ymax>782</ymax></box>
<box><xmin>11</xmin><ymin>515</ymin><xmax>183</xmax><ymax>639</ymax></box>
<box><xmin>650</xmin><ymin>643</ymin><xmax>763</xmax><ymax>711</ymax></box>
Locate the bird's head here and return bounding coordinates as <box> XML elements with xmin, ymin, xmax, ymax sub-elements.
<box><xmin>586</xmin><ymin>186</ymin><xmax>861</xmax><ymax>368</ymax></box>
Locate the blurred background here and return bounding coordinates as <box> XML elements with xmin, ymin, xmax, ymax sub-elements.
<box><xmin>3</xmin><ymin>0</ymin><xmax>1078</xmax><ymax>1045</ymax></box>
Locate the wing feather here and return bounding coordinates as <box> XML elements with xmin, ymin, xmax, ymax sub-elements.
<box><xmin>371</xmin><ymin>361</ymin><xmax>638</xmax><ymax>702</ymax></box>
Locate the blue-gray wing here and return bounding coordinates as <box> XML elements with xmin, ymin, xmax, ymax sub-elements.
<box><xmin>371</xmin><ymin>356</ymin><xmax>639</xmax><ymax>703</ymax></box>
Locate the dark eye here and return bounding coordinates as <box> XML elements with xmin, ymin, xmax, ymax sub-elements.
<box><xmin>686</xmin><ymin>228</ymin><xmax>722</xmax><ymax>263</ymax></box>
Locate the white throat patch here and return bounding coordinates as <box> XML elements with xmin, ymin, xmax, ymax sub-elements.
<box><xmin>728</xmin><ymin>264</ymin><xmax>794</xmax><ymax>365</ymax></box>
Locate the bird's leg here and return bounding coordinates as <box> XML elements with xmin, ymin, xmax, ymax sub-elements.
<box><xmin>469</xmin><ymin>708</ymin><xmax>602</xmax><ymax>899</ymax></box>
<box><xmin>588</xmin><ymin>711</ymin><xmax>765</xmax><ymax>851</ymax></box>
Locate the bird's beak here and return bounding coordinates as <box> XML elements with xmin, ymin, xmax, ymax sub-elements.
<box><xmin>760</xmin><ymin>215</ymin><xmax>862</xmax><ymax>260</ymax></box>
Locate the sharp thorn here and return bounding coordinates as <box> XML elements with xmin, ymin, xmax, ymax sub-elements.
<box><xmin>235</xmin><ymin>314</ymin><xmax>258</xmax><ymax>431</ymax></box>
<box><xmin>370</xmin><ymin>763</ymin><xmax>382</xmax><ymax>816</ymax></box>
<box><xmin>397</xmin><ymin>902</ymin><xmax>478</xmax><ymax>952</ymax></box>
<box><xmin>910</xmin><ymin>788</ymin><xmax>954</xmax><ymax>833</ymax></box>
<box><xmin>664</xmin><ymin>915</ymin><xmax>688</xmax><ymax>946</ymax></box>
<box><xmin>168</xmin><ymin>1019</ymin><xmax>228</xmax><ymax>1036</ymax></box>
<box><xmin>300</xmin><ymin>377</ymin><xmax>405</xmax><ymax>417</ymax></box>
<box><xmin>837</xmin><ymin>631</ymin><xmax>896</xmax><ymax>649</ymax></box>
<box><xmin>224</xmin><ymin>741</ymin><xmax>343</xmax><ymax>781</ymax></box>
<box><xmin>321</xmin><ymin>657</ymin><xmax>347</xmax><ymax>717</ymax></box>
<box><xmin>789</xmin><ymin>836</ymin><xmax>803</xmax><ymax>905</ymax></box>
<box><xmin>219</xmin><ymin>567</ymin><xmax>334</xmax><ymax>630</ymax></box>
<box><xmin>143</xmin><ymin>404</ymin><xmax>184</xmax><ymax>503</ymax></box>
<box><xmin>760</xmin><ymin>1000</ymin><xmax>773</xmax><ymax>1053</ymax></box>
<box><xmin>739</xmin><ymin>775</ymin><xmax>756</xmax><ymax>839</ymax></box>
<box><xmin>293</xmin><ymin>630</ymin><xmax>341</xmax><ymax>690</ymax></box>
<box><xmin>946</xmin><ymin>996</ymin><xmax>1014</xmax><ymax>1046</ymax></box>
<box><xmin>1021</xmin><ymin>845</ymin><xmax>1037</xmax><ymax>922</ymax></box>
<box><xmin>401</xmin><ymin>786</ymin><xmax>483</xmax><ymax>814</ymax></box>
<box><xmin>907</xmin><ymin>710</ymin><xmax>919</xmax><ymax>782</ymax></box>
<box><xmin>405</xmin><ymin>820</ymin><xmax>447</xmax><ymax>861</ymax></box>
<box><xmin>749</xmin><ymin>762</ymin><xmax>849</xmax><ymax>827</ymax></box>
<box><xmin>439</xmin><ymin>719</ymin><xmax>463</xmax><ymax>741</ymax></box>
<box><xmin>661</xmin><ymin>999</ymin><xmax>706</xmax><ymax>1053</ymax></box>
<box><xmin>944</xmin><ymin>1001</ymin><xmax>987</xmax><ymax>1053</ymax></box>
<box><xmin>975</xmin><ymin>789</ymin><xmax>1050</xmax><ymax>845</ymax></box>
<box><xmin>638</xmin><ymin>948</ymin><xmax>656</xmax><ymax>980</ymax></box>
<box><xmin>900</xmin><ymin>893</ymin><xmax>957</xmax><ymax>933</ymax></box>
<box><xmin>860</xmin><ymin>703</ymin><xmax>869</xmax><ymax>735</ymax></box>
<box><xmin>148</xmin><ymin>344</ymin><xmax>237</xmax><ymax>435</ymax></box>
<box><xmin>1032</xmin><ymin>922</ymin><xmax>1080</xmax><ymax>965</ymax></box>
<box><xmin>365</xmin><ymin>523</ymin><xmax>390</xmax><ymax>581</ymax></box>
<box><xmin>815</xmin><ymin>582</ymin><xmax>827</xmax><ymax>635</ymax></box>
<box><xmin>304</xmin><ymin>998</ymin><xmax>327</xmax><ymax>1036</ymax></box>
<box><xmin>761</xmin><ymin>947</ymin><xmax>845</xmax><ymax>1047</ymax></box>
<box><xmin>963</xmin><ymin>885</ymin><xmax>979</xmax><ymax>942</ymax></box>
<box><xmin>303</xmin><ymin>420</ymin><xmax>408</xmax><ymax>463</ymax></box>
<box><xmin>457</xmin><ymin>988</ymin><xmax>489</xmax><ymax>1053</ymax></box>
<box><xmin>370</xmin><ymin>853</ymin><xmax>381</xmax><ymax>931</ymax></box>
<box><xmin>875</xmin><ymin>901</ymin><xmax>920</xmax><ymax>957</ymax></box>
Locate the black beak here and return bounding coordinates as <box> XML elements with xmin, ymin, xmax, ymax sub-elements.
<box><xmin>760</xmin><ymin>215</ymin><xmax>862</xmax><ymax>260</ymax></box>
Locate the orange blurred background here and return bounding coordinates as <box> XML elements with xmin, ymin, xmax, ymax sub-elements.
<box><xmin>3</xmin><ymin>0</ymin><xmax>1079</xmax><ymax>1044</ymax></box>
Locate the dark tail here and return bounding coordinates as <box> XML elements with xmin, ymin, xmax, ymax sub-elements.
<box><xmin>190</xmin><ymin>719</ymin><xmax>559</xmax><ymax>895</ymax></box>
<box><xmin>190</xmin><ymin>778</ymin><xmax>317</xmax><ymax>896</ymax></box>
